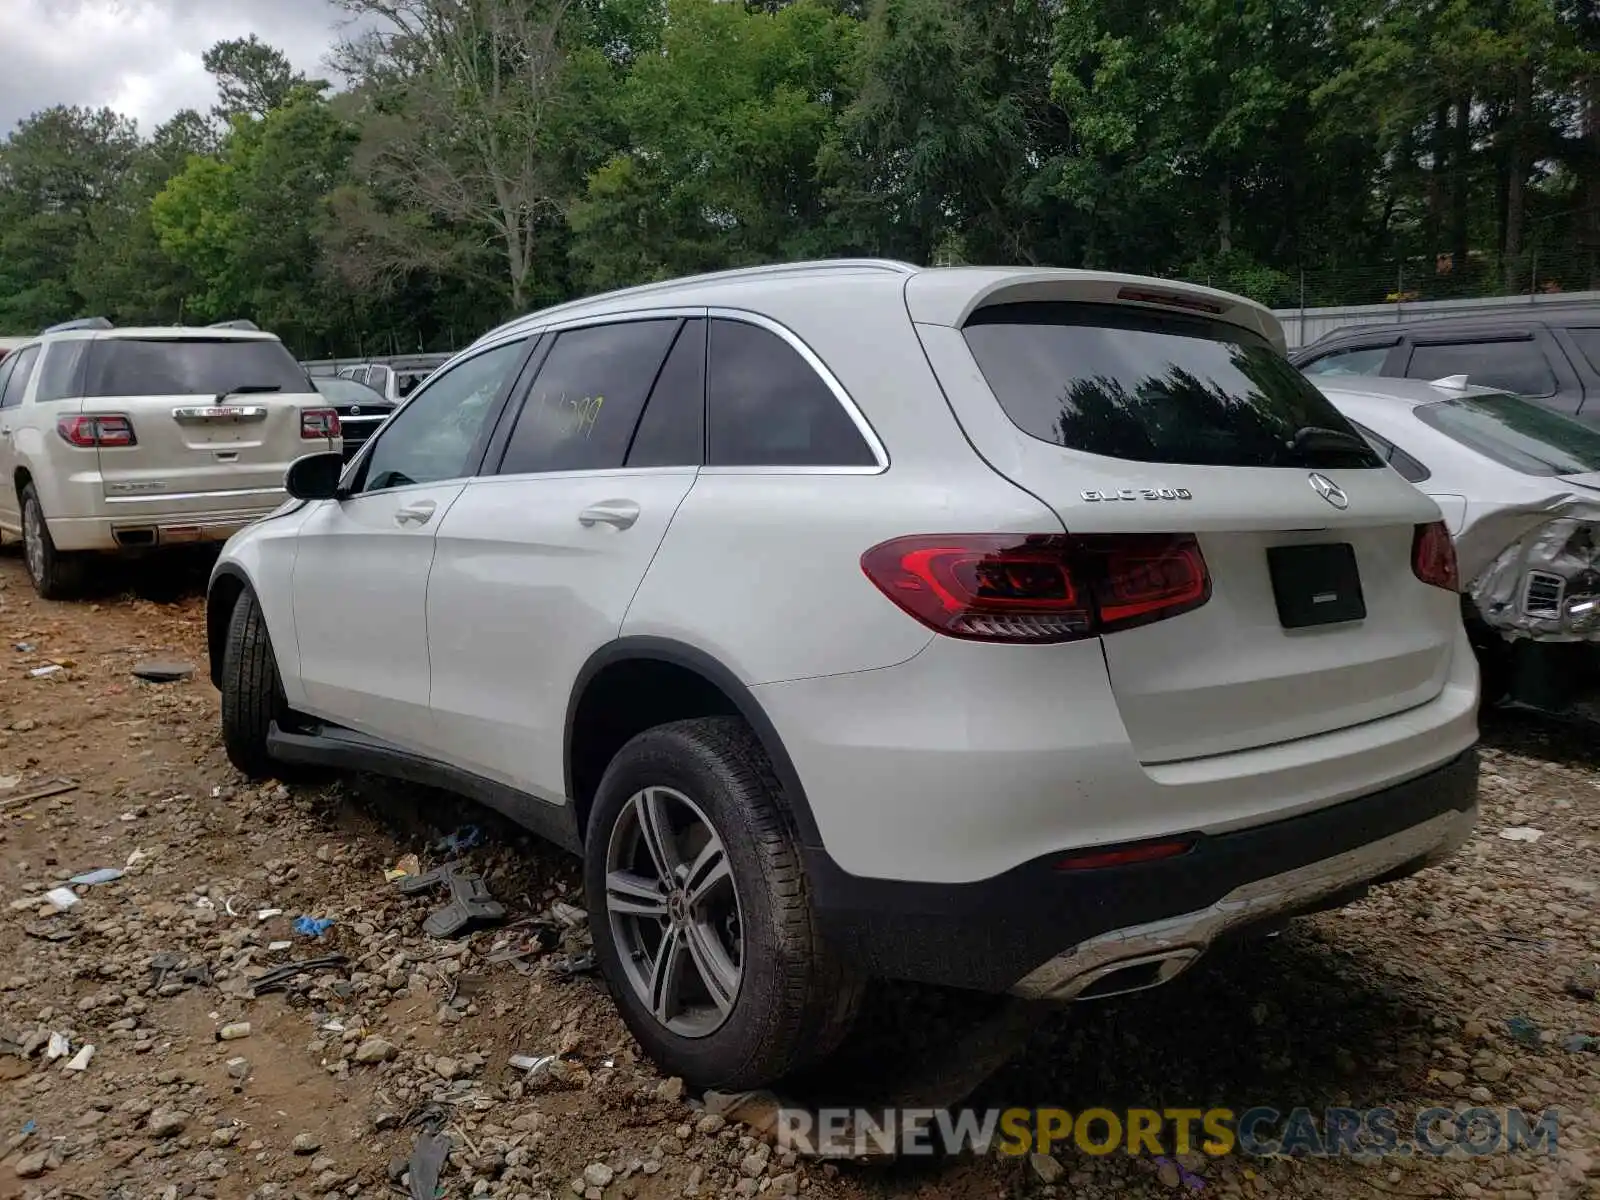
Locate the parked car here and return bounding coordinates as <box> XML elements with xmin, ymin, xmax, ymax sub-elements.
<box><xmin>334</xmin><ymin>355</ymin><xmax>449</xmax><ymax>405</ymax></box>
<box><xmin>310</xmin><ymin>376</ymin><xmax>394</xmax><ymax>460</ymax></box>
<box><xmin>206</xmin><ymin>260</ymin><xmax>1479</xmax><ymax>1089</ymax></box>
<box><xmin>1291</xmin><ymin>305</ymin><xmax>1600</xmax><ymax>426</ymax></box>
<box><xmin>1313</xmin><ymin>373</ymin><xmax>1600</xmax><ymax>711</ymax></box>
<box><xmin>0</xmin><ymin>317</ymin><xmax>341</xmax><ymax>598</ymax></box>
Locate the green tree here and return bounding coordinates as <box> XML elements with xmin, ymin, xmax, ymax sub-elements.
<box><xmin>203</xmin><ymin>35</ymin><xmax>310</xmax><ymax>121</ymax></box>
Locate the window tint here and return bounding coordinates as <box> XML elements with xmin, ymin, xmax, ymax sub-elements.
<box><xmin>35</xmin><ymin>341</ymin><xmax>87</xmax><ymax>403</ymax></box>
<box><xmin>1</xmin><ymin>346</ymin><xmax>39</xmax><ymax>409</ymax></box>
<box><xmin>83</xmin><ymin>337</ymin><xmax>309</xmax><ymax>398</ymax></box>
<box><xmin>1346</xmin><ymin>418</ymin><xmax>1431</xmax><ymax>483</ymax></box>
<box><xmin>311</xmin><ymin>376</ymin><xmax>388</xmax><ymax>407</ymax></box>
<box><xmin>627</xmin><ymin>319</ymin><xmax>705</xmax><ymax>468</ymax></box>
<box><xmin>499</xmin><ymin>320</ymin><xmax>680</xmax><ymax>475</ymax></box>
<box><xmin>706</xmin><ymin>319</ymin><xmax>876</xmax><ymax>468</ymax></box>
<box><xmin>360</xmin><ymin>339</ymin><xmax>526</xmax><ymax>492</ymax></box>
<box><xmin>1301</xmin><ymin>345</ymin><xmax>1391</xmax><ymax>377</ymax></box>
<box><xmin>1406</xmin><ymin>340</ymin><xmax>1556</xmax><ymax>397</ymax></box>
<box><xmin>963</xmin><ymin>303</ymin><xmax>1384</xmax><ymax>469</ymax></box>
<box><xmin>1569</xmin><ymin>328</ymin><xmax>1600</xmax><ymax>375</ymax></box>
<box><xmin>1346</xmin><ymin>419</ymin><xmax>1393</xmax><ymax>458</ymax></box>
<box><xmin>1415</xmin><ymin>392</ymin><xmax>1600</xmax><ymax>477</ymax></box>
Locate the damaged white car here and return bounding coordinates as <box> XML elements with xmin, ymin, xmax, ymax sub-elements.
<box><xmin>1315</xmin><ymin>374</ymin><xmax>1600</xmax><ymax>712</ymax></box>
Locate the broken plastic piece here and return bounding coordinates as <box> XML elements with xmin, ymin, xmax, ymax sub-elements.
<box><xmin>45</xmin><ymin>1033</ymin><xmax>69</xmax><ymax>1061</ymax></box>
<box><xmin>550</xmin><ymin>901</ymin><xmax>587</xmax><ymax>928</ymax></box>
<box><xmin>64</xmin><ymin>1044</ymin><xmax>94</xmax><ymax>1071</ymax></box>
<box><xmin>395</xmin><ymin>861</ymin><xmax>505</xmax><ymax>938</ymax></box>
<box><xmin>250</xmin><ymin>954</ymin><xmax>350</xmax><ymax>997</ymax></box>
<box><xmin>293</xmin><ymin>916</ymin><xmax>333</xmax><ymax>937</ymax></box>
<box><xmin>1498</xmin><ymin>826</ymin><xmax>1544</xmax><ymax>843</ymax></box>
<box><xmin>257</xmin><ymin>907</ymin><xmax>284</xmax><ymax>921</ymax></box>
<box><xmin>43</xmin><ymin>887</ymin><xmax>79</xmax><ymax>910</ymax></box>
<box><xmin>69</xmin><ymin>868</ymin><xmax>123</xmax><ymax>886</ymax></box>
<box><xmin>509</xmin><ymin>1053</ymin><xmax>556</xmax><ymax>1073</ymax></box>
<box><xmin>434</xmin><ymin>825</ymin><xmax>482</xmax><ymax>854</ymax></box>
<box><xmin>407</xmin><ymin>1127</ymin><xmax>450</xmax><ymax>1200</ymax></box>
<box><xmin>28</xmin><ymin>665</ymin><xmax>63</xmax><ymax>678</ymax></box>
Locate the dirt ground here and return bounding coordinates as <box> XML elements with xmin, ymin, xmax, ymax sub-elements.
<box><xmin>0</xmin><ymin>545</ymin><xmax>1596</xmax><ymax>1200</ymax></box>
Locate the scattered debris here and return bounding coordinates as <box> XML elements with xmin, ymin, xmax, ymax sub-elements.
<box><xmin>549</xmin><ymin>901</ymin><xmax>587</xmax><ymax>928</ymax></box>
<box><xmin>217</xmin><ymin>1022</ymin><xmax>251</xmax><ymax>1041</ymax></box>
<box><xmin>43</xmin><ymin>887</ymin><xmax>80</xmax><ymax>911</ymax></box>
<box><xmin>63</xmin><ymin>1044</ymin><xmax>94</xmax><ymax>1071</ymax></box>
<box><xmin>1498</xmin><ymin>826</ymin><xmax>1545</xmax><ymax>842</ymax></box>
<box><xmin>383</xmin><ymin>852</ymin><xmax>422</xmax><ymax>882</ymax></box>
<box><xmin>250</xmin><ymin>955</ymin><xmax>350</xmax><ymax>997</ymax></box>
<box><xmin>1563</xmin><ymin>1034</ymin><xmax>1599</xmax><ymax>1053</ymax></box>
<box><xmin>0</xmin><ymin>779</ymin><xmax>79</xmax><ymax>808</ymax></box>
<box><xmin>405</xmin><ymin>1109</ymin><xmax>451</xmax><ymax>1200</ymax></box>
<box><xmin>130</xmin><ymin>659</ymin><xmax>195</xmax><ymax>683</ymax></box>
<box><xmin>1507</xmin><ymin>1015</ymin><xmax>1542</xmax><ymax>1045</ymax></box>
<box><xmin>267</xmin><ymin>940</ymin><xmax>292</xmax><ymax>952</ymax></box>
<box><xmin>433</xmin><ymin>824</ymin><xmax>481</xmax><ymax>854</ymax></box>
<box><xmin>67</xmin><ymin>867</ymin><xmax>123</xmax><ymax>886</ymax></box>
<box><xmin>509</xmin><ymin>1053</ymin><xmax>557</xmax><ymax>1074</ymax></box>
<box><xmin>395</xmin><ymin>861</ymin><xmax>506</xmax><ymax>938</ymax></box>
<box><xmin>27</xmin><ymin>664</ymin><xmax>63</xmax><ymax>678</ymax></box>
<box><xmin>293</xmin><ymin>916</ymin><xmax>333</xmax><ymax>937</ymax></box>
<box><xmin>257</xmin><ymin>907</ymin><xmax>284</xmax><ymax>921</ymax></box>
<box><xmin>549</xmin><ymin>951</ymin><xmax>597</xmax><ymax>979</ymax></box>
<box><xmin>45</xmin><ymin>1033</ymin><xmax>69</xmax><ymax>1061</ymax></box>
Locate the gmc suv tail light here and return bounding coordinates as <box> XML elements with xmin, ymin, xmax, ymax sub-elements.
<box><xmin>57</xmin><ymin>414</ymin><xmax>136</xmax><ymax>448</ymax></box>
<box><xmin>860</xmin><ymin>533</ymin><xmax>1211</xmax><ymax>643</ymax></box>
<box><xmin>301</xmin><ymin>408</ymin><xmax>341</xmax><ymax>439</ymax></box>
<box><xmin>1411</xmin><ymin>521</ymin><xmax>1459</xmax><ymax>592</ymax></box>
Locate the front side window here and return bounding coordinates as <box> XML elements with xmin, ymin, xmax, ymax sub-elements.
<box><xmin>1415</xmin><ymin>392</ymin><xmax>1600</xmax><ymax>477</ymax></box>
<box><xmin>705</xmin><ymin>318</ymin><xmax>876</xmax><ymax>468</ymax></box>
<box><xmin>1301</xmin><ymin>345</ymin><xmax>1391</xmax><ymax>377</ymax></box>
<box><xmin>964</xmin><ymin>302</ymin><xmax>1383</xmax><ymax>469</ymax></box>
<box><xmin>1405</xmin><ymin>339</ymin><xmax>1556</xmax><ymax>398</ymax></box>
<box><xmin>359</xmin><ymin>339</ymin><xmax>527</xmax><ymax>492</ymax></box>
<box><xmin>498</xmin><ymin>319</ymin><xmax>681</xmax><ymax>475</ymax></box>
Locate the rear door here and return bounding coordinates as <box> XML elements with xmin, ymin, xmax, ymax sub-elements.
<box><xmin>426</xmin><ymin>315</ymin><xmax>702</xmax><ymax>796</ymax></box>
<box><xmin>912</xmin><ymin>285</ymin><xmax>1455</xmax><ymax>764</ymax></box>
<box><xmin>80</xmin><ymin>334</ymin><xmax>335</xmax><ymax>505</ymax></box>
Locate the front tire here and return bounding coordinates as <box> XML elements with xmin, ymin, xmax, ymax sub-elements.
<box><xmin>220</xmin><ymin>588</ymin><xmax>291</xmax><ymax>779</ymax></box>
<box><xmin>584</xmin><ymin>717</ymin><xmax>863</xmax><ymax>1090</ymax></box>
<box><xmin>21</xmin><ymin>484</ymin><xmax>84</xmax><ymax>599</ymax></box>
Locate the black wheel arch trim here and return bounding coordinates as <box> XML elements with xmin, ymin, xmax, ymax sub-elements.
<box><xmin>206</xmin><ymin>561</ymin><xmax>255</xmax><ymax>688</ymax></box>
<box><xmin>564</xmin><ymin>637</ymin><xmax>826</xmax><ymax>850</ymax></box>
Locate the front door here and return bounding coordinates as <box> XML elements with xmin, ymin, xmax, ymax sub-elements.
<box><xmin>290</xmin><ymin>336</ymin><xmax>532</xmax><ymax>750</ymax></box>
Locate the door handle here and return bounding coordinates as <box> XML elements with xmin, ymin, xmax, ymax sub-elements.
<box><xmin>578</xmin><ymin>500</ymin><xmax>640</xmax><ymax>530</ymax></box>
<box><xmin>394</xmin><ymin>500</ymin><xmax>437</xmax><ymax>527</ymax></box>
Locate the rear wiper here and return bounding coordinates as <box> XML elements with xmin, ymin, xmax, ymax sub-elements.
<box><xmin>1287</xmin><ymin>425</ymin><xmax>1374</xmax><ymax>457</ymax></box>
<box><xmin>216</xmin><ymin>384</ymin><xmax>283</xmax><ymax>402</ymax></box>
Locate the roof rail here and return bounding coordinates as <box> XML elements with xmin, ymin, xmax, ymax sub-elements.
<box><xmin>41</xmin><ymin>316</ymin><xmax>113</xmax><ymax>334</ymax></box>
<box><xmin>474</xmin><ymin>258</ymin><xmax>921</xmax><ymax>346</ymax></box>
<box><xmin>207</xmin><ymin>319</ymin><xmax>260</xmax><ymax>331</ymax></box>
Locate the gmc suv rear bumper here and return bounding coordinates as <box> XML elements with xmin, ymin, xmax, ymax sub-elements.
<box><xmin>806</xmin><ymin>749</ymin><xmax>1478</xmax><ymax>995</ymax></box>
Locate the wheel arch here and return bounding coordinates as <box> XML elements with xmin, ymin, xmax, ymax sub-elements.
<box><xmin>564</xmin><ymin>637</ymin><xmax>823</xmax><ymax>849</ymax></box>
<box><xmin>206</xmin><ymin>562</ymin><xmax>254</xmax><ymax>688</ymax></box>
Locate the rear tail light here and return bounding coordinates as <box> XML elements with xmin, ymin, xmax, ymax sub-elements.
<box><xmin>57</xmin><ymin>414</ymin><xmax>135</xmax><ymax>447</ymax></box>
<box><xmin>1056</xmin><ymin>837</ymin><xmax>1196</xmax><ymax>871</ymax></box>
<box><xmin>860</xmin><ymin>533</ymin><xmax>1210</xmax><ymax>643</ymax></box>
<box><xmin>1411</xmin><ymin>521</ymin><xmax>1458</xmax><ymax>592</ymax></box>
<box><xmin>301</xmin><ymin>408</ymin><xmax>341</xmax><ymax>439</ymax></box>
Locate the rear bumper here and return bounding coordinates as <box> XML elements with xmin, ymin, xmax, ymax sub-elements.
<box><xmin>807</xmin><ymin>749</ymin><xmax>1478</xmax><ymax>993</ymax></box>
<box><xmin>48</xmin><ymin>503</ymin><xmax>280</xmax><ymax>552</ymax></box>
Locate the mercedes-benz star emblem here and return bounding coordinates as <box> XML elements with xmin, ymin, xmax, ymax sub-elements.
<box><xmin>1308</xmin><ymin>472</ymin><xmax>1349</xmax><ymax>510</ymax></box>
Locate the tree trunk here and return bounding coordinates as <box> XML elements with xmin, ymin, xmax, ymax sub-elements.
<box><xmin>1217</xmin><ymin>177</ymin><xmax>1232</xmax><ymax>255</ymax></box>
<box><xmin>1427</xmin><ymin>104</ymin><xmax>1449</xmax><ymax>256</ymax></box>
<box><xmin>1503</xmin><ymin>67</ymin><xmax>1533</xmax><ymax>293</ymax></box>
<box><xmin>1450</xmin><ymin>97</ymin><xmax>1471</xmax><ymax>277</ymax></box>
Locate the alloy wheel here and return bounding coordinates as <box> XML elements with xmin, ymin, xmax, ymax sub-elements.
<box><xmin>23</xmin><ymin>499</ymin><xmax>46</xmax><ymax>585</ymax></box>
<box><xmin>604</xmin><ymin>786</ymin><xmax>743</xmax><ymax>1038</ymax></box>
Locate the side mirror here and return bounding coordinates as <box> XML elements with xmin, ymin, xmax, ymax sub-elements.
<box><xmin>284</xmin><ymin>451</ymin><xmax>346</xmax><ymax>501</ymax></box>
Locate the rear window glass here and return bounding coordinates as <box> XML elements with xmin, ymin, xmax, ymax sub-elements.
<box><xmin>1405</xmin><ymin>339</ymin><xmax>1556</xmax><ymax>397</ymax></box>
<box><xmin>83</xmin><ymin>337</ymin><xmax>309</xmax><ymax>398</ymax></box>
<box><xmin>35</xmin><ymin>340</ymin><xmax>88</xmax><ymax>402</ymax></box>
<box><xmin>1569</xmin><ymin>328</ymin><xmax>1600</xmax><ymax>374</ymax></box>
<box><xmin>963</xmin><ymin>303</ymin><xmax>1383</xmax><ymax>468</ymax></box>
<box><xmin>1415</xmin><ymin>393</ymin><xmax>1600</xmax><ymax>476</ymax></box>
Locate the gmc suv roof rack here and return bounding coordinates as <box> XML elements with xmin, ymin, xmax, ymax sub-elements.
<box><xmin>40</xmin><ymin>316</ymin><xmax>114</xmax><ymax>334</ymax></box>
<box><xmin>208</xmin><ymin>319</ymin><xmax>261</xmax><ymax>331</ymax></box>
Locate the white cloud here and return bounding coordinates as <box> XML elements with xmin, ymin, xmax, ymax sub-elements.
<box><xmin>0</xmin><ymin>0</ymin><xmax>350</xmax><ymax>134</ymax></box>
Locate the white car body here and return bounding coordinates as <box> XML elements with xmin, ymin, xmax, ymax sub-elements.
<box><xmin>208</xmin><ymin>261</ymin><xmax>1479</xmax><ymax>1087</ymax></box>
<box><xmin>1314</xmin><ymin>376</ymin><xmax>1600</xmax><ymax>642</ymax></box>
<box><xmin>0</xmin><ymin>325</ymin><xmax>341</xmax><ymax>571</ymax></box>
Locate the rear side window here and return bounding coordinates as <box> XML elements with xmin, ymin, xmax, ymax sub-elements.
<box><xmin>498</xmin><ymin>319</ymin><xmax>680</xmax><ymax>475</ymax></box>
<box><xmin>963</xmin><ymin>303</ymin><xmax>1383</xmax><ymax>469</ymax></box>
<box><xmin>0</xmin><ymin>346</ymin><xmax>35</xmax><ymax>409</ymax></box>
<box><xmin>627</xmin><ymin>319</ymin><xmax>705</xmax><ymax>468</ymax></box>
<box><xmin>35</xmin><ymin>340</ymin><xmax>87</xmax><ymax>402</ymax></box>
<box><xmin>1345</xmin><ymin>419</ymin><xmax>1431</xmax><ymax>483</ymax></box>
<box><xmin>1415</xmin><ymin>392</ymin><xmax>1600</xmax><ymax>477</ymax></box>
<box><xmin>706</xmin><ymin>318</ymin><xmax>877</xmax><ymax>468</ymax></box>
<box><xmin>1405</xmin><ymin>339</ymin><xmax>1556</xmax><ymax>397</ymax></box>
<box><xmin>1301</xmin><ymin>345</ymin><xmax>1391</xmax><ymax>377</ymax></box>
<box><xmin>83</xmin><ymin>337</ymin><xmax>310</xmax><ymax>398</ymax></box>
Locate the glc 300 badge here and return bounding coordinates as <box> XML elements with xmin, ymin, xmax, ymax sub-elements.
<box><xmin>1081</xmin><ymin>488</ymin><xmax>1194</xmax><ymax>502</ymax></box>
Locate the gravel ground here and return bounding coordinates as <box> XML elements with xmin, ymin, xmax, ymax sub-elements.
<box><xmin>0</xmin><ymin>546</ymin><xmax>1595</xmax><ymax>1200</ymax></box>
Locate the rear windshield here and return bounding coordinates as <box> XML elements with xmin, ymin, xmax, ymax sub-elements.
<box><xmin>84</xmin><ymin>337</ymin><xmax>310</xmax><ymax>398</ymax></box>
<box><xmin>963</xmin><ymin>302</ymin><xmax>1384</xmax><ymax>468</ymax></box>
<box><xmin>1415</xmin><ymin>392</ymin><xmax>1600</xmax><ymax>476</ymax></box>
<box><xmin>312</xmin><ymin>376</ymin><xmax>388</xmax><ymax>405</ymax></box>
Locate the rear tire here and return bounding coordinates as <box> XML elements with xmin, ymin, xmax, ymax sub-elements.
<box><xmin>220</xmin><ymin>588</ymin><xmax>291</xmax><ymax>779</ymax></box>
<box><xmin>584</xmin><ymin>716</ymin><xmax>863</xmax><ymax>1090</ymax></box>
<box><xmin>20</xmin><ymin>484</ymin><xmax>84</xmax><ymax>600</ymax></box>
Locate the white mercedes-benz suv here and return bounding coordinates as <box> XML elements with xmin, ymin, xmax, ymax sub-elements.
<box><xmin>207</xmin><ymin>261</ymin><xmax>1480</xmax><ymax>1089</ymax></box>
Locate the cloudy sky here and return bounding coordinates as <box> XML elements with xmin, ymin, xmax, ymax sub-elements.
<box><xmin>1</xmin><ymin>0</ymin><xmax>352</xmax><ymax>134</ymax></box>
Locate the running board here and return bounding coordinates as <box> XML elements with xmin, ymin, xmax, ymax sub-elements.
<box><xmin>266</xmin><ymin>721</ymin><xmax>582</xmax><ymax>854</ymax></box>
